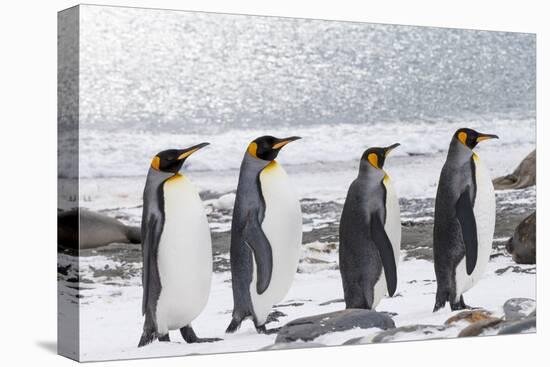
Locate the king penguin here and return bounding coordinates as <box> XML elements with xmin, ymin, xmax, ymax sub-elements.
<box><xmin>226</xmin><ymin>135</ymin><xmax>302</xmax><ymax>334</ymax></box>
<box><xmin>433</xmin><ymin>128</ymin><xmax>499</xmax><ymax>311</ymax></box>
<box><xmin>339</xmin><ymin>144</ymin><xmax>401</xmax><ymax>310</ymax></box>
<box><xmin>138</xmin><ymin>143</ymin><xmax>221</xmax><ymax>347</ymax></box>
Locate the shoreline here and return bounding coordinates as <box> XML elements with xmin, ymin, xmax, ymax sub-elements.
<box><xmin>71</xmin><ymin>185</ymin><xmax>535</xmax><ymax>270</ymax></box>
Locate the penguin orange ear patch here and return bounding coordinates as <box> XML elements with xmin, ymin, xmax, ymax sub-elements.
<box><xmin>368</xmin><ymin>153</ymin><xmax>379</xmax><ymax>169</ymax></box>
<box><xmin>458</xmin><ymin>131</ymin><xmax>468</xmax><ymax>145</ymax></box>
<box><xmin>151</xmin><ymin>156</ymin><xmax>160</xmax><ymax>170</ymax></box>
<box><xmin>247</xmin><ymin>142</ymin><xmax>258</xmax><ymax>158</ymax></box>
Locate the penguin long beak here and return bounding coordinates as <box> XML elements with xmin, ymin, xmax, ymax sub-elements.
<box><xmin>476</xmin><ymin>133</ymin><xmax>499</xmax><ymax>143</ymax></box>
<box><xmin>177</xmin><ymin>142</ymin><xmax>210</xmax><ymax>160</ymax></box>
<box><xmin>272</xmin><ymin>136</ymin><xmax>301</xmax><ymax>150</ymax></box>
<box><xmin>384</xmin><ymin>143</ymin><xmax>400</xmax><ymax>156</ymax></box>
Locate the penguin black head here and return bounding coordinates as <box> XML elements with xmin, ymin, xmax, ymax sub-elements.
<box><xmin>361</xmin><ymin>143</ymin><xmax>400</xmax><ymax>170</ymax></box>
<box><xmin>247</xmin><ymin>135</ymin><xmax>301</xmax><ymax>161</ymax></box>
<box><xmin>150</xmin><ymin>142</ymin><xmax>210</xmax><ymax>173</ymax></box>
<box><xmin>454</xmin><ymin>128</ymin><xmax>499</xmax><ymax>149</ymax></box>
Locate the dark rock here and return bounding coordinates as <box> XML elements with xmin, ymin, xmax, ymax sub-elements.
<box><xmin>498</xmin><ymin>316</ymin><xmax>536</xmax><ymax>335</ymax></box>
<box><xmin>458</xmin><ymin>318</ymin><xmax>503</xmax><ymax>337</ymax></box>
<box><xmin>213</xmin><ymin>255</ymin><xmax>231</xmax><ymax>272</ymax></box>
<box><xmin>342</xmin><ymin>336</ymin><xmax>367</xmax><ymax>345</ymax></box>
<box><xmin>495</xmin><ymin>265</ymin><xmax>536</xmax><ymax>275</ymax></box>
<box><xmin>275</xmin><ymin>309</ymin><xmax>395</xmax><ymax>343</ymax></box>
<box><xmin>302</xmin><ymin>257</ymin><xmax>332</xmax><ymax>265</ymax></box>
<box><xmin>211</xmin><ymin>231</ymin><xmax>231</xmax><ymax>255</ymax></box>
<box><xmin>302</xmin><ymin>223</ymin><xmax>340</xmax><ymax>245</ymax></box>
<box><xmin>301</xmin><ymin>201</ymin><xmax>342</xmax><ymax>216</ymax></box>
<box><xmin>401</xmin><ymin>223</ymin><xmax>434</xmax><ymax>260</ymax></box>
<box><xmin>57</xmin><ymin>264</ymin><xmax>71</xmax><ymax>276</ymax></box>
<box><xmin>493</xmin><ymin>150</ymin><xmax>536</xmax><ymax>190</ymax></box>
<box><xmin>199</xmin><ymin>190</ymin><xmax>226</xmax><ymax>201</ymax></box>
<box><xmin>266</xmin><ymin>310</ymin><xmax>287</xmax><ymax>324</ymax></box>
<box><xmin>506</xmin><ymin>211</ymin><xmax>536</xmax><ymax>264</ymax></box>
<box><xmin>90</xmin><ymin>263</ymin><xmax>140</xmax><ymax>279</ymax></box>
<box><xmin>503</xmin><ymin>298</ymin><xmax>536</xmax><ymax>321</ymax></box>
<box><xmin>445</xmin><ymin>310</ymin><xmax>494</xmax><ymax>325</ymax></box>
<box><xmin>371</xmin><ymin>325</ymin><xmax>448</xmax><ymax>343</ymax></box>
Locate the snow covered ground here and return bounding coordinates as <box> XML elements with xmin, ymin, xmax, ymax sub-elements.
<box><xmin>57</xmin><ymin>121</ymin><xmax>536</xmax><ymax>362</ymax></box>
<box><xmin>67</xmin><ymin>243</ymin><xmax>535</xmax><ymax>361</ymax></box>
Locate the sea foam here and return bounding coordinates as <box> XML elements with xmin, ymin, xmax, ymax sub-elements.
<box><xmin>70</xmin><ymin>117</ymin><xmax>534</xmax><ymax>179</ymax></box>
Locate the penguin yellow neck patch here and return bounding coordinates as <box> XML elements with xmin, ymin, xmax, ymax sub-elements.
<box><xmin>368</xmin><ymin>153</ymin><xmax>379</xmax><ymax>169</ymax></box>
<box><xmin>165</xmin><ymin>173</ymin><xmax>184</xmax><ymax>183</ymax></box>
<box><xmin>151</xmin><ymin>156</ymin><xmax>160</xmax><ymax>170</ymax></box>
<box><xmin>247</xmin><ymin>142</ymin><xmax>258</xmax><ymax>158</ymax></box>
<box><xmin>263</xmin><ymin>160</ymin><xmax>278</xmax><ymax>172</ymax></box>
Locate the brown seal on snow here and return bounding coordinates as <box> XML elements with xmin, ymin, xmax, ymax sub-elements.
<box><xmin>506</xmin><ymin>211</ymin><xmax>536</xmax><ymax>264</ymax></box>
<box><xmin>493</xmin><ymin>150</ymin><xmax>535</xmax><ymax>190</ymax></box>
<box><xmin>58</xmin><ymin>208</ymin><xmax>141</xmax><ymax>250</ymax></box>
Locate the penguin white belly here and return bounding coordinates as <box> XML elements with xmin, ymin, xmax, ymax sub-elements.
<box><xmin>373</xmin><ymin>176</ymin><xmax>402</xmax><ymax>308</ymax></box>
<box><xmin>156</xmin><ymin>175</ymin><xmax>213</xmax><ymax>335</ymax></box>
<box><xmin>454</xmin><ymin>156</ymin><xmax>495</xmax><ymax>300</ymax></box>
<box><xmin>251</xmin><ymin>161</ymin><xmax>302</xmax><ymax>325</ymax></box>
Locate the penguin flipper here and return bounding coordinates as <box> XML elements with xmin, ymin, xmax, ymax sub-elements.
<box><xmin>243</xmin><ymin>213</ymin><xmax>273</xmax><ymax>295</ymax></box>
<box><xmin>456</xmin><ymin>189</ymin><xmax>478</xmax><ymax>275</ymax></box>
<box><xmin>141</xmin><ymin>213</ymin><xmax>164</xmax><ymax>316</ymax></box>
<box><xmin>370</xmin><ymin>215</ymin><xmax>397</xmax><ymax>297</ymax></box>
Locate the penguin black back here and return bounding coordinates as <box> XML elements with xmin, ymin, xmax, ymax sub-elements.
<box><xmin>227</xmin><ymin>135</ymin><xmax>302</xmax><ymax>334</ymax></box>
<box><xmin>141</xmin><ymin>143</ymin><xmax>210</xmax><ymax>322</ymax></box>
<box><xmin>339</xmin><ymin>143</ymin><xmax>400</xmax><ymax>310</ymax></box>
<box><xmin>433</xmin><ymin>128</ymin><xmax>498</xmax><ymax>312</ymax></box>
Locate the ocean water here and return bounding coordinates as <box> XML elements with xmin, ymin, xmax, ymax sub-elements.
<box><xmin>73</xmin><ymin>117</ymin><xmax>535</xmax><ymax>179</ymax></box>
<box><xmin>68</xmin><ymin>5</ymin><xmax>535</xmax><ymax>179</ymax></box>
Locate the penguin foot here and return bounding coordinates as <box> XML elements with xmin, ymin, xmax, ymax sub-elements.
<box><xmin>433</xmin><ymin>302</ymin><xmax>446</xmax><ymax>312</ymax></box>
<box><xmin>459</xmin><ymin>296</ymin><xmax>480</xmax><ymax>310</ymax></box>
<box><xmin>225</xmin><ymin>318</ymin><xmax>242</xmax><ymax>334</ymax></box>
<box><xmin>450</xmin><ymin>302</ymin><xmax>467</xmax><ymax>311</ymax></box>
<box><xmin>451</xmin><ymin>296</ymin><xmax>473</xmax><ymax>311</ymax></box>
<box><xmin>433</xmin><ymin>288</ymin><xmax>449</xmax><ymax>312</ymax></box>
<box><xmin>137</xmin><ymin>330</ymin><xmax>157</xmax><ymax>348</ymax></box>
<box><xmin>447</xmin><ymin>295</ymin><xmax>480</xmax><ymax>310</ymax></box>
<box><xmin>180</xmin><ymin>325</ymin><xmax>222</xmax><ymax>343</ymax></box>
<box><xmin>158</xmin><ymin>334</ymin><xmax>170</xmax><ymax>342</ymax></box>
<box><xmin>459</xmin><ymin>303</ymin><xmax>481</xmax><ymax>310</ymax></box>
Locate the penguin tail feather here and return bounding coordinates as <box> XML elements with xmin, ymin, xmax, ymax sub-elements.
<box><xmin>138</xmin><ymin>330</ymin><xmax>157</xmax><ymax>348</ymax></box>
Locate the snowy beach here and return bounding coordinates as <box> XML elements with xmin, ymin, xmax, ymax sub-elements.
<box><xmin>59</xmin><ymin>119</ymin><xmax>536</xmax><ymax>361</ymax></box>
